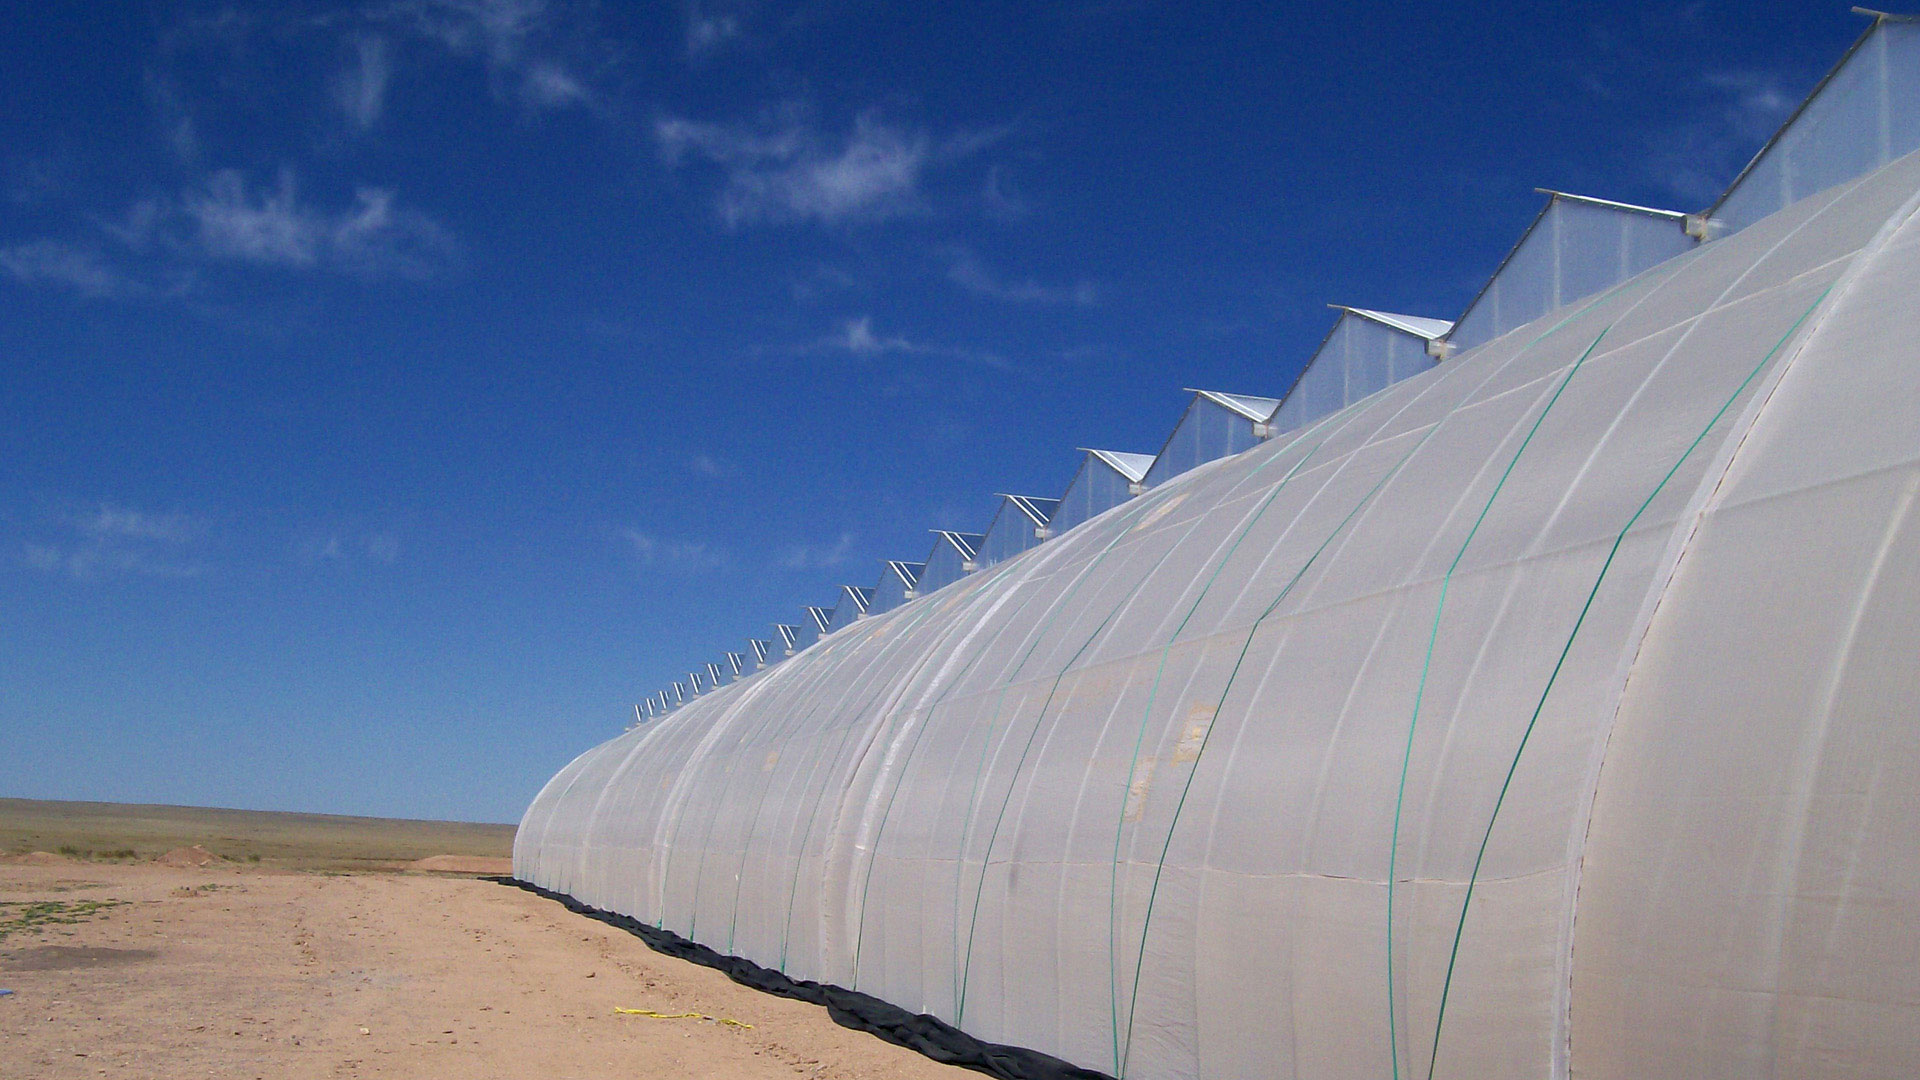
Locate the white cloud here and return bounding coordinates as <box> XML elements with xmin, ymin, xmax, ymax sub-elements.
<box><xmin>685</xmin><ymin>3</ymin><xmax>742</xmax><ymax>56</ymax></box>
<box><xmin>334</xmin><ymin>34</ymin><xmax>393</xmax><ymax>130</ymax></box>
<box><xmin>392</xmin><ymin>0</ymin><xmax>592</xmax><ymax>109</ymax></box>
<box><xmin>299</xmin><ymin>532</ymin><xmax>400</xmax><ymax>565</ymax></box>
<box><xmin>180</xmin><ymin>169</ymin><xmax>453</xmax><ymax>278</ymax></box>
<box><xmin>626</xmin><ymin>529</ymin><xmax>727</xmax><ymax>572</ymax></box>
<box><xmin>655</xmin><ymin>110</ymin><xmax>942</xmax><ymax>227</ymax></box>
<box><xmin>22</xmin><ymin>503</ymin><xmax>209</xmax><ymax>580</ymax></box>
<box><xmin>836</xmin><ymin>315</ymin><xmax>912</xmax><ymax>356</ymax></box>
<box><xmin>0</xmin><ymin>241</ymin><xmax>129</xmax><ymax>298</ymax></box>
<box><xmin>81</xmin><ymin>505</ymin><xmax>204</xmax><ymax>544</ymax></box>
<box><xmin>688</xmin><ymin>454</ymin><xmax>725</xmax><ymax>477</ymax></box>
<box><xmin>777</xmin><ymin>531</ymin><xmax>856</xmax><ymax>571</ymax></box>
<box><xmin>1</xmin><ymin>170</ymin><xmax>454</xmax><ymax>299</ymax></box>
<box><xmin>947</xmin><ymin>248</ymin><xmax>1097</xmax><ymax>306</ymax></box>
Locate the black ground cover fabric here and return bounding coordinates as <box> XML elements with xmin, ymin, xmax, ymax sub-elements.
<box><xmin>487</xmin><ymin>877</ymin><xmax>1113</xmax><ymax>1080</ymax></box>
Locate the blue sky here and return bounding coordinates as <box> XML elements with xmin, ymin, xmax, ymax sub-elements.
<box><xmin>0</xmin><ymin>1</ymin><xmax>1860</xmax><ymax>823</ymax></box>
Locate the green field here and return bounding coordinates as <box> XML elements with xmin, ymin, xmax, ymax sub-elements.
<box><xmin>0</xmin><ymin>798</ymin><xmax>516</xmax><ymax>872</ymax></box>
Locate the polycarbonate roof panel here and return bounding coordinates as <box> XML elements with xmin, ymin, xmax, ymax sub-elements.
<box><xmin>932</xmin><ymin>530</ymin><xmax>985</xmax><ymax>560</ymax></box>
<box><xmin>1342</xmin><ymin>307</ymin><xmax>1453</xmax><ymax>340</ymax></box>
<box><xmin>1710</xmin><ymin>16</ymin><xmax>1920</xmax><ymax>234</ymax></box>
<box><xmin>1186</xmin><ymin>388</ymin><xmax>1282</xmax><ymax>422</ymax></box>
<box><xmin>1082</xmin><ymin>448</ymin><xmax>1156</xmax><ymax>483</ymax></box>
<box><xmin>886</xmin><ymin>560</ymin><xmax>924</xmax><ymax>587</ymax></box>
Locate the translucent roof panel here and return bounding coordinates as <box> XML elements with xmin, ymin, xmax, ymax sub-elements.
<box><xmin>825</xmin><ymin>585</ymin><xmax>874</xmax><ymax>634</ymax></box>
<box><xmin>1140</xmin><ymin>390</ymin><xmax>1280</xmax><ymax>489</ymax></box>
<box><xmin>748</xmin><ymin>639</ymin><xmax>771</xmax><ymax>666</ymax></box>
<box><xmin>768</xmin><ymin>618</ymin><xmax>798</xmax><ymax>653</ymax></box>
<box><xmin>870</xmin><ymin>560</ymin><xmax>924</xmax><ymax>615</ymax></box>
<box><xmin>1052</xmin><ymin>449</ymin><xmax>1150</xmax><ymax>537</ymax></box>
<box><xmin>1713</xmin><ymin>17</ymin><xmax>1920</xmax><ymax>235</ymax></box>
<box><xmin>1448</xmin><ymin>191</ymin><xmax>1693</xmax><ymax>353</ymax></box>
<box><xmin>1269</xmin><ymin>308</ymin><xmax>1447</xmax><ymax>436</ymax></box>
<box><xmin>917</xmin><ymin>531</ymin><xmax>984</xmax><ymax>595</ymax></box>
<box><xmin>979</xmin><ymin>495</ymin><xmax>1061</xmax><ymax>568</ymax></box>
<box><xmin>793</xmin><ymin>605</ymin><xmax>833</xmax><ymax>651</ymax></box>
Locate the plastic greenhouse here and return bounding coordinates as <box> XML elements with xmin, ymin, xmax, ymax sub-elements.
<box><xmin>519</xmin><ymin>16</ymin><xmax>1920</xmax><ymax>1080</ymax></box>
<box><xmin>872</xmin><ymin>559</ymin><xmax>925</xmax><ymax>615</ymax></box>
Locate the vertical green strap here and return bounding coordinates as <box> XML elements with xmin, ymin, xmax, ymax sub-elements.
<box><xmin>944</xmin><ymin>489</ymin><xmax>1173</xmax><ymax>1016</ymax></box>
<box><xmin>1114</xmin><ymin>409</ymin><xmax>1447</xmax><ymax>1077</ymax></box>
<box><xmin>1384</xmin><ymin>325</ymin><xmax>1611</xmax><ymax>1080</ymax></box>
<box><xmin>1420</xmin><ymin>286</ymin><xmax>1831</xmax><ymax>1080</ymax></box>
<box><xmin>953</xmin><ymin>490</ymin><xmax>1195</xmax><ymax>1026</ymax></box>
<box><xmin>1105</xmin><ymin>411</ymin><xmax>1350</xmax><ymax>1074</ymax></box>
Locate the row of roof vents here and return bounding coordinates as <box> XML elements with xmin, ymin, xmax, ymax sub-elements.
<box><xmin>632</xmin><ymin>10</ymin><xmax>1920</xmax><ymax>726</ymax></box>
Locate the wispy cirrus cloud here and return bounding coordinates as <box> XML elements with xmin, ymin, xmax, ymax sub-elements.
<box><xmin>777</xmin><ymin>531</ymin><xmax>855</xmax><ymax>571</ymax></box>
<box><xmin>1</xmin><ymin>168</ymin><xmax>455</xmax><ymax>298</ymax></box>
<box><xmin>183</xmin><ymin>169</ymin><xmax>453</xmax><ymax>278</ymax></box>
<box><xmin>946</xmin><ymin>248</ymin><xmax>1097</xmax><ymax>306</ymax></box>
<box><xmin>0</xmin><ymin>241</ymin><xmax>135</xmax><ymax>299</ymax></box>
<box><xmin>655</xmin><ymin>107</ymin><xmax>1002</xmax><ymax>228</ymax></box>
<box><xmin>297</xmin><ymin>532</ymin><xmax>401</xmax><ymax>566</ymax></box>
<box><xmin>626</xmin><ymin>529</ymin><xmax>728</xmax><ymax>572</ymax></box>
<box><xmin>1646</xmin><ymin>68</ymin><xmax>1801</xmax><ymax>206</ymax></box>
<box><xmin>684</xmin><ymin>2</ymin><xmax>744</xmax><ymax>57</ymax></box>
<box><xmin>388</xmin><ymin>0</ymin><xmax>598</xmax><ymax>110</ymax></box>
<box><xmin>333</xmin><ymin>34</ymin><xmax>394</xmax><ymax>129</ymax></box>
<box><xmin>820</xmin><ymin>315</ymin><xmax>1012</xmax><ymax>371</ymax></box>
<box><xmin>22</xmin><ymin>503</ymin><xmax>210</xmax><ymax>580</ymax></box>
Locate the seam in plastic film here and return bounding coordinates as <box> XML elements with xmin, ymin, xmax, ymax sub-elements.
<box><xmin>1420</xmin><ymin>286</ymin><xmax>1832</xmax><ymax>1080</ymax></box>
<box><xmin>1383</xmin><ymin>324</ymin><xmax>1611</xmax><ymax>1080</ymax></box>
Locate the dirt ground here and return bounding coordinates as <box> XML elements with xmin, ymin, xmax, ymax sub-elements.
<box><xmin>0</xmin><ymin>859</ymin><xmax>966</xmax><ymax>1080</ymax></box>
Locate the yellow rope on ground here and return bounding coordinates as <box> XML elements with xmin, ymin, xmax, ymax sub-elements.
<box><xmin>613</xmin><ymin>1007</ymin><xmax>753</xmax><ymax>1028</ymax></box>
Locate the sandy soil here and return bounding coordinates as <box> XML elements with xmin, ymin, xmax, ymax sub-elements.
<box><xmin>0</xmin><ymin>859</ymin><xmax>966</xmax><ymax>1080</ymax></box>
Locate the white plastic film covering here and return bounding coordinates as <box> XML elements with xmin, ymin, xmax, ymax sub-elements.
<box><xmin>1713</xmin><ymin>19</ymin><xmax>1920</xmax><ymax>236</ymax></box>
<box><xmin>519</xmin><ymin>149</ymin><xmax>1920</xmax><ymax>1079</ymax></box>
<box><xmin>1270</xmin><ymin>313</ymin><xmax>1439</xmax><ymax>436</ymax></box>
<box><xmin>1449</xmin><ymin>195</ymin><xmax>1695</xmax><ymax>353</ymax></box>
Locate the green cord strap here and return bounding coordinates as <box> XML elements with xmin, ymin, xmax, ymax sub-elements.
<box><xmin>1420</xmin><ymin>285</ymin><xmax>1832</xmax><ymax>1080</ymax></box>
<box><xmin>1113</xmin><ymin>400</ymin><xmax>1452</xmax><ymax>1077</ymax></box>
<box><xmin>1384</xmin><ymin>325</ymin><xmax>1612</xmax><ymax>1080</ymax></box>
<box><xmin>945</xmin><ymin>489</ymin><xmax>1176</xmax><ymax>1017</ymax></box>
<box><xmin>1105</xmin><ymin>410</ymin><xmax>1353</xmax><ymax>1074</ymax></box>
<box><xmin>953</xmin><ymin>490</ymin><xmax>1197</xmax><ymax>1026</ymax></box>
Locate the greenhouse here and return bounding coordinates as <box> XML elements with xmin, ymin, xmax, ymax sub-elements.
<box><xmin>522</xmin><ymin>13</ymin><xmax>1920</xmax><ymax>1080</ymax></box>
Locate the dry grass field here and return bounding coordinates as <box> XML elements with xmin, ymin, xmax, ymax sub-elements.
<box><xmin>0</xmin><ymin>798</ymin><xmax>516</xmax><ymax>873</ymax></box>
<box><xmin>0</xmin><ymin>799</ymin><xmax>965</xmax><ymax>1080</ymax></box>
